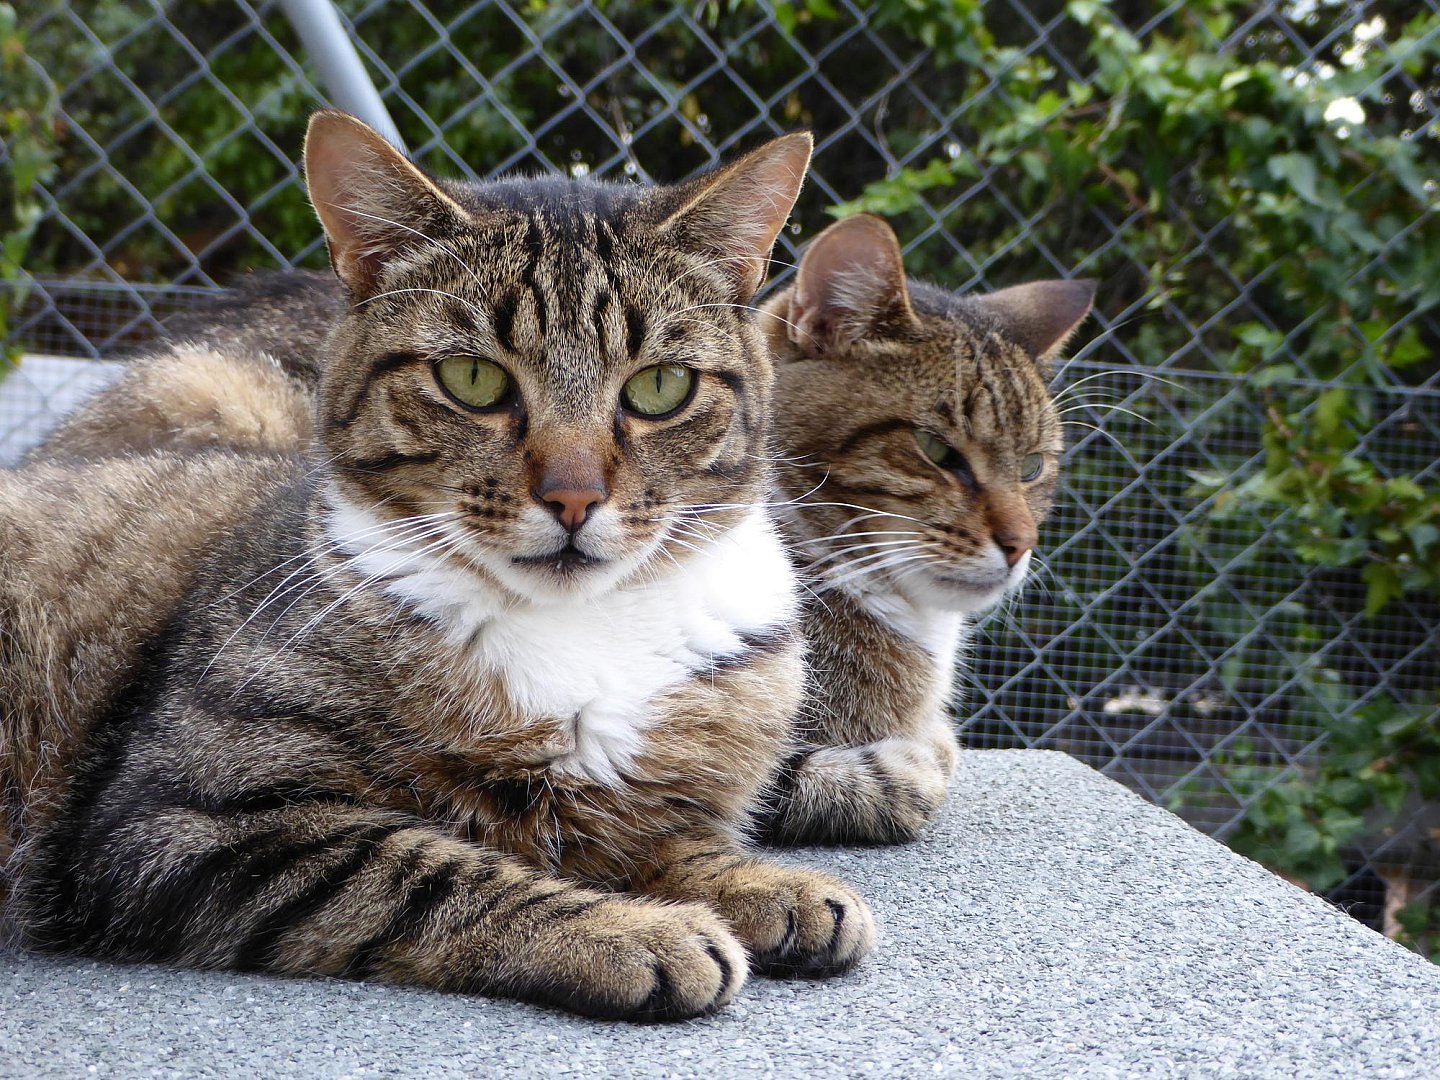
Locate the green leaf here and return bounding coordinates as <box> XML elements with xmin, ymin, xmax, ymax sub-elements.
<box><xmin>1268</xmin><ymin>153</ymin><xmax>1322</xmax><ymax>205</ymax></box>
<box><xmin>1250</xmin><ymin>363</ymin><xmax>1297</xmax><ymax>388</ymax></box>
<box><xmin>1362</xmin><ymin>562</ymin><xmax>1403</xmax><ymax>616</ymax></box>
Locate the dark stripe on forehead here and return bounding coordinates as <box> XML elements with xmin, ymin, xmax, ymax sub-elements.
<box><xmin>836</xmin><ymin>418</ymin><xmax>910</xmax><ymax>455</ymax></box>
<box><xmin>592</xmin><ymin>292</ymin><xmax>612</xmax><ymax>357</ymax></box>
<box><xmin>594</xmin><ymin>217</ymin><xmax>612</xmax><ymax>263</ymax></box>
<box><xmin>522</xmin><ymin>213</ymin><xmax>548</xmax><ymax>333</ymax></box>
<box><xmin>592</xmin><ymin>217</ymin><xmax>625</xmax><ymax>294</ymax></box>
<box><xmin>492</xmin><ymin>294</ymin><xmax>516</xmax><ymax>354</ymax></box>
<box><xmin>625</xmin><ymin>305</ymin><xmax>646</xmax><ymax>358</ymax></box>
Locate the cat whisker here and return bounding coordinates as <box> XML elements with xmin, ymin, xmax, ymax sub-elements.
<box><xmin>243</xmin><ymin>530</ymin><xmax>463</xmax><ymax>692</ymax></box>
<box><xmin>794</xmin><ymin>529</ymin><xmax>924</xmax><ymax>547</ymax></box>
<box><xmin>682</xmin><ymin>475</ymin><xmax>832</xmax><ymax>517</ymax></box>
<box><xmin>330</xmin><ymin>202</ymin><xmax>489</xmax><ymax>297</ymax></box>
<box><xmin>1061</xmin><ymin>420</ymin><xmax>1133</xmax><ymax>455</ymax></box>
<box><xmin>813</xmin><ymin>542</ymin><xmax>939</xmax><ymax>577</ymax></box>
<box><xmin>1048</xmin><ymin>310</ymin><xmax>1153</xmax><ymax>387</ymax></box>
<box><xmin>647</xmin><ymin>252</ymin><xmax>801</xmax><ymax>316</ymax></box>
<box><xmin>208</xmin><ymin>510</ymin><xmax>460</xmax><ymax>613</ymax></box>
<box><xmin>1052</xmin><ymin>367</ymin><xmax>1190</xmax><ymax>401</ymax></box>
<box><xmin>199</xmin><ymin>516</ymin><xmax>457</xmax><ymax>684</ymax></box>
<box><xmin>1057</xmin><ymin>402</ymin><xmax>1154</xmax><ymax>426</ymax></box>
<box><xmin>652</xmin><ymin>300</ymin><xmax>816</xmax><ymax>347</ymax></box>
<box><xmin>822</xmin><ymin>549</ymin><xmax>939</xmax><ymax>592</ymax></box>
<box><xmin>792</xmin><ymin>501</ymin><xmax>932</xmax><ymax>528</ymax></box>
<box><xmin>253</xmin><ymin>518</ymin><xmax>457</xmax><ymax>632</ymax></box>
<box><xmin>805</xmin><ymin>540</ymin><xmax>931</xmax><ymax>572</ymax></box>
<box><xmin>357</xmin><ymin>287</ymin><xmax>488</xmax><ymax>321</ymax></box>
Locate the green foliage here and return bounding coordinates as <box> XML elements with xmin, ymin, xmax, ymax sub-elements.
<box><xmin>1193</xmin><ymin>697</ymin><xmax>1439</xmax><ymax>892</ymax></box>
<box><xmin>0</xmin><ymin>2</ymin><xmax>58</xmax><ymax>370</ymax></box>
<box><xmin>1395</xmin><ymin>900</ymin><xmax>1440</xmax><ymax>963</ymax></box>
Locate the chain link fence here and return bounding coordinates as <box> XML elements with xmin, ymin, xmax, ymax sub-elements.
<box><xmin>5</xmin><ymin>0</ymin><xmax>1439</xmax><ymax>941</ymax></box>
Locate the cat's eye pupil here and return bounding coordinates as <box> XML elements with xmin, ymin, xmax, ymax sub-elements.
<box><xmin>623</xmin><ymin>364</ymin><xmax>694</xmax><ymax>417</ymax></box>
<box><xmin>1021</xmin><ymin>453</ymin><xmax>1046</xmax><ymax>482</ymax></box>
<box><xmin>436</xmin><ymin>354</ymin><xmax>509</xmax><ymax>410</ymax></box>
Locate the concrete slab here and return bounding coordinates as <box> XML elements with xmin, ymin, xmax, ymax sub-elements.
<box><xmin>0</xmin><ymin>355</ymin><xmax>121</xmax><ymax>466</ymax></box>
<box><xmin>3</xmin><ymin>750</ymin><xmax>1437</xmax><ymax>1078</ymax></box>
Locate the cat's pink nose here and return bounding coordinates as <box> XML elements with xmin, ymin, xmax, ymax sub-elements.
<box><xmin>540</xmin><ymin>487</ymin><xmax>606</xmax><ymax>531</ymax></box>
<box><xmin>994</xmin><ymin>528</ymin><xmax>1036</xmax><ymax>568</ymax></box>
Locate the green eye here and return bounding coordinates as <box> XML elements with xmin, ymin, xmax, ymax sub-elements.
<box><xmin>436</xmin><ymin>355</ymin><xmax>510</xmax><ymax>410</ymax></box>
<box><xmin>916</xmin><ymin>429</ymin><xmax>954</xmax><ymax>467</ymax></box>
<box><xmin>1021</xmin><ymin>453</ymin><xmax>1046</xmax><ymax>482</ymax></box>
<box><xmin>915</xmin><ymin>429</ymin><xmax>977</xmax><ymax>486</ymax></box>
<box><xmin>622</xmin><ymin>364</ymin><xmax>695</xmax><ymax>417</ymax></box>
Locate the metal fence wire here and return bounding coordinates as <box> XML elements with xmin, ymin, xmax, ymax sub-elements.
<box><xmin>5</xmin><ymin>0</ymin><xmax>1439</xmax><ymax>938</ymax></box>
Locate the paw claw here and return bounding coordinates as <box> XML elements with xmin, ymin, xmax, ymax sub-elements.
<box><xmin>715</xmin><ymin>868</ymin><xmax>876</xmax><ymax>978</ymax></box>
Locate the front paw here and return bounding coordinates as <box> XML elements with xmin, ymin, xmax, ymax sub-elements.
<box><xmin>712</xmin><ymin>864</ymin><xmax>876</xmax><ymax>977</ymax></box>
<box><xmin>540</xmin><ymin>898</ymin><xmax>747</xmax><ymax>1021</ymax></box>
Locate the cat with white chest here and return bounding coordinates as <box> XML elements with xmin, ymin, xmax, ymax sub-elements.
<box><xmin>0</xmin><ymin>112</ymin><xmax>874</xmax><ymax>1021</ymax></box>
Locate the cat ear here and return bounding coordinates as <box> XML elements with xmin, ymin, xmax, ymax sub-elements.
<box><xmin>304</xmin><ymin>110</ymin><xmax>471</xmax><ymax>297</ymax></box>
<box><xmin>788</xmin><ymin>213</ymin><xmax>921</xmax><ymax>352</ymax></box>
<box><xmin>658</xmin><ymin>132</ymin><xmax>813</xmax><ymax>300</ymax></box>
<box><xmin>971</xmin><ymin>279</ymin><xmax>1097</xmax><ymax>361</ymax></box>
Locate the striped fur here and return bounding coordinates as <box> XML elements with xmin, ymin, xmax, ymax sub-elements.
<box><xmin>0</xmin><ymin>113</ymin><xmax>876</xmax><ymax>1020</ymax></box>
<box><xmin>757</xmin><ymin>215</ymin><xmax>1095</xmax><ymax>845</ymax></box>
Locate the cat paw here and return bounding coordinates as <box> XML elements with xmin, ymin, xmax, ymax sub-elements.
<box><xmin>713</xmin><ymin>865</ymin><xmax>876</xmax><ymax>977</ymax></box>
<box><xmin>541</xmin><ymin>899</ymin><xmax>747</xmax><ymax>1021</ymax></box>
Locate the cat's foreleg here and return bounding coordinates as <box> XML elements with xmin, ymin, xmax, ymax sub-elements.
<box><xmin>22</xmin><ymin>801</ymin><xmax>744</xmax><ymax>1020</ymax></box>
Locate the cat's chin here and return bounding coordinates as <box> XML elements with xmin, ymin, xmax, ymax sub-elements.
<box><xmin>893</xmin><ymin>551</ymin><xmax>1031</xmax><ymax>615</ymax></box>
<box><xmin>485</xmin><ymin>552</ymin><xmax>636</xmax><ymax>604</ymax></box>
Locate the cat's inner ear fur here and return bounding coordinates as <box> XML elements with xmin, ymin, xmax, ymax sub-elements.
<box><xmin>658</xmin><ymin>132</ymin><xmax>813</xmax><ymax>301</ymax></box>
<box><xmin>304</xmin><ymin>110</ymin><xmax>472</xmax><ymax>297</ymax></box>
<box><xmin>970</xmin><ymin>278</ymin><xmax>1097</xmax><ymax>362</ymax></box>
<box><xmin>788</xmin><ymin>213</ymin><xmax>921</xmax><ymax>353</ymax></box>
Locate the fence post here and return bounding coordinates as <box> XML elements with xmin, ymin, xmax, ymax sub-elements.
<box><xmin>275</xmin><ymin>0</ymin><xmax>405</xmax><ymax>152</ymax></box>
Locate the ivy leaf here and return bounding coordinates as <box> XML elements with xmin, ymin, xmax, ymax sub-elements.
<box><xmin>1362</xmin><ymin>562</ymin><xmax>1403</xmax><ymax>616</ymax></box>
<box><xmin>1268</xmin><ymin>152</ymin><xmax>1322</xmax><ymax>205</ymax></box>
<box><xmin>1250</xmin><ymin>363</ymin><xmax>1296</xmax><ymax>388</ymax></box>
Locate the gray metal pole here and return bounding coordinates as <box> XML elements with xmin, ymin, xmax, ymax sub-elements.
<box><xmin>277</xmin><ymin>0</ymin><xmax>406</xmax><ymax>152</ymax></box>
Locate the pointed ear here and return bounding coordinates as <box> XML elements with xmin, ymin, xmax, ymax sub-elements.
<box><xmin>658</xmin><ymin>132</ymin><xmax>812</xmax><ymax>300</ymax></box>
<box><xmin>972</xmin><ymin>279</ymin><xmax>1097</xmax><ymax>361</ymax></box>
<box><xmin>788</xmin><ymin>214</ymin><xmax>921</xmax><ymax>353</ymax></box>
<box><xmin>304</xmin><ymin>110</ymin><xmax>471</xmax><ymax>297</ymax></box>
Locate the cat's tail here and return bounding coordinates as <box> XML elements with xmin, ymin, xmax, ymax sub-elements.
<box><xmin>755</xmin><ymin>722</ymin><xmax>959</xmax><ymax>846</ymax></box>
<box><xmin>33</xmin><ymin>342</ymin><xmax>314</xmax><ymax>462</ymax></box>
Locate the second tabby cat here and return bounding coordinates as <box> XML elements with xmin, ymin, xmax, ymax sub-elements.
<box><xmin>757</xmin><ymin>214</ymin><xmax>1094</xmax><ymax>845</ymax></box>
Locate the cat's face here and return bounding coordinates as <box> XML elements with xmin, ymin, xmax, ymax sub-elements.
<box><xmin>764</xmin><ymin>215</ymin><xmax>1094</xmax><ymax>615</ymax></box>
<box><xmin>304</xmin><ymin>112</ymin><xmax>810</xmax><ymax>601</ymax></box>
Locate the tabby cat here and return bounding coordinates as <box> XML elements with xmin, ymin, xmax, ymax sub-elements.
<box><xmin>0</xmin><ymin>111</ymin><xmax>877</xmax><ymax>1020</ymax></box>
<box><xmin>757</xmin><ymin>214</ymin><xmax>1095</xmax><ymax>845</ymax></box>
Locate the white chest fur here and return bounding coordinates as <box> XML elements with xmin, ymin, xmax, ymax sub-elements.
<box><xmin>327</xmin><ymin>501</ymin><xmax>800</xmax><ymax>785</ymax></box>
<box><xmin>849</xmin><ymin>585</ymin><xmax>967</xmax><ymax>690</ymax></box>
